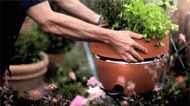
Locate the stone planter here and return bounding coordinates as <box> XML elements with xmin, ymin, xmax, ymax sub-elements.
<box><xmin>90</xmin><ymin>36</ymin><xmax>169</xmax><ymax>95</ymax></box>
<box><xmin>6</xmin><ymin>52</ymin><xmax>49</xmax><ymax>92</ymax></box>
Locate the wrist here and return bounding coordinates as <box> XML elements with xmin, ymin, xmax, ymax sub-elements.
<box><xmin>100</xmin><ymin>29</ymin><xmax>115</xmax><ymax>44</ymax></box>
<box><xmin>94</xmin><ymin>14</ymin><xmax>105</xmax><ymax>25</ymax></box>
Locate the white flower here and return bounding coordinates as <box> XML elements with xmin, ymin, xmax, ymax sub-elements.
<box><xmin>87</xmin><ymin>86</ymin><xmax>106</xmax><ymax>100</ymax></box>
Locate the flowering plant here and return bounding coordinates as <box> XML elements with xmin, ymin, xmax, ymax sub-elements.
<box><xmin>70</xmin><ymin>76</ymin><xmax>106</xmax><ymax>106</ymax></box>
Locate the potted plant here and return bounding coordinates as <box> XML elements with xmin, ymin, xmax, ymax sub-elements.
<box><xmin>89</xmin><ymin>0</ymin><xmax>178</xmax><ymax>95</ymax></box>
<box><xmin>6</xmin><ymin>23</ymin><xmax>49</xmax><ymax>92</ymax></box>
<box><xmin>44</xmin><ymin>33</ymin><xmax>74</xmax><ymax>71</ymax></box>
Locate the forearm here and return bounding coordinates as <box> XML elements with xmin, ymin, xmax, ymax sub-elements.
<box><xmin>45</xmin><ymin>12</ymin><xmax>112</xmax><ymax>43</ymax></box>
<box><xmin>54</xmin><ymin>0</ymin><xmax>98</xmax><ymax>24</ymax></box>
<box><xmin>27</xmin><ymin>1</ymin><xmax>113</xmax><ymax>43</ymax></box>
<box><xmin>27</xmin><ymin>1</ymin><xmax>147</xmax><ymax>62</ymax></box>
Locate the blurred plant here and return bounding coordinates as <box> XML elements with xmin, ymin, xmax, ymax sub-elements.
<box><xmin>43</xmin><ymin>33</ymin><xmax>75</xmax><ymax>54</ymax></box>
<box><xmin>53</xmin><ymin>43</ymin><xmax>92</xmax><ymax>100</ymax></box>
<box><xmin>11</xmin><ymin>23</ymin><xmax>48</xmax><ymax>64</ymax></box>
<box><xmin>56</xmin><ymin>43</ymin><xmax>91</xmax><ymax>83</ymax></box>
<box><xmin>38</xmin><ymin>0</ymin><xmax>75</xmax><ymax>54</ymax></box>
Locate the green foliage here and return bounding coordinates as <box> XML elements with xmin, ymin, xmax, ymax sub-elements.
<box><xmin>55</xmin><ymin>84</ymin><xmax>85</xmax><ymax>100</ymax></box>
<box><xmin>150</xmin><ymin>0</ymin><xmax>177</xmax><ymax>10</ymax></box>
<box><xmin>88</xmin><ymin>0</ymin><xmax>128</xmax><ymax>28</ymax></box>
<box><xmin>43</xmin><ymin>33</ymin><xmax>75</xmax><ymax>53</ymax></box>
<box><xmin>112</xmin><ymin>0</ymin><xmax>178</xmax><ymax>42</ymax></box>
<box><xmin>11</xmin><ymin>23</ymin><xmax>48</xmax><ymax>64</ymax></box>
<box><xmin>89</xmin><ymin>0</ymin><xmax>178</xmax><ymax>43</ymax></box>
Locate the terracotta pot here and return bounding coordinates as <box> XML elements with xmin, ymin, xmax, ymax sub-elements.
<box><xmin>47</xmin><ymin>52</ymin><xmax>64</xmax><ymax>71</ymax></box>
<box><xmin>90</xmin><ymin>37</ymin><xmax>169</xmax><ymax>95</ymax></box>
<box><xmin>95</xmin><ymin>57</ymin><xmax>164</xmax><ymax>95</ymax></box>
<box><xmin>7</xmin><ymin>52</ymin><xmax>49</xmax><ymax>92</ymax></box>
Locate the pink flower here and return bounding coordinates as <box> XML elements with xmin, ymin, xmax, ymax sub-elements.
<box><xmin>51</xmin><ymin>97</ymin><xmax>58</xmax><ymax>103</ymax></box>
<box><xmin>122</xmin><ymin>100</ymin><xmax>129</xmax><ymax>106</ymax></box>
<box><xmin>87</xmin><ymin>76</ymin><xmax>100</xmax><ymax>86</ymax></box>
<box><xmin>69</xmin><ymin>71</ymin><xmax>76</xmax><ymax>81</ymax></box>
<box><xmin>179</xmin><ymin>33</ymin><xmax>186</xmax><ymax>42</ymax></box>
<box><xmin>70</xmin><ymin>96</ymin><xmax>87</xmax><ymax>106</ymax></box>
<box><xmin>127</xmin><ymin>82</ymin><xmax>135</xmax><ymax>92</ymax></box>
<box><xmin>153</xmin><ymin>85</ymin><xmax>162</xmax><ymax>92</ymax></box>
<box><xmin>176</xmin><ymin>75</ymin><xmax>185</xmax><ymax>86</ymax></box>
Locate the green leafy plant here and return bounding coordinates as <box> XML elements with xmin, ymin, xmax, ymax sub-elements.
<box><xmin>11</xmin><ymin>23</ymin><xmax>48</xmax><ymax>64</ymax></box>
<box><xmin>112</xmin><ymin>0</ymin><xmax>178</xmax><ymax>44</ymax></box>
<box><xmin>42</xmin><ymin>33</ymin><xmax>75</xmax><ymax>53</ymax></box>
<box><xmin>89</xmin><ymin>0</ymin><xmax>178</xmax><ymax>45</ymax></box>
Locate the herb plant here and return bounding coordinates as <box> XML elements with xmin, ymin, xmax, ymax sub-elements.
<box><xmin>112</xmin><ymin>0</ymin><xmax>178</xmax><ymax>44</ymax></box>
<box><xmin>88</xmin><ymin>0</ymin><xmax>178</xmax><ymax>44</ymax></box>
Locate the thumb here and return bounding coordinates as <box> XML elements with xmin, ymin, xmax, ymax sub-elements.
<box><xmin>128</xmin><ymin>32</ymin><xmax>143</xmax><ymax>39</ymax></box>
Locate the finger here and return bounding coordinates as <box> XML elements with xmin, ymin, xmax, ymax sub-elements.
<box><xmin>121</xmin><ymin>52</ymin><xmax>137</xmax><ymax>63</ymax></box>
<box><xmin>129</xmin><ymin>49</ymin><xmax>143</xmax><ymax>61</ymax></box>
<box><xmin>119</xmin><ymin>54</ymin><xmax>129</xmax><ymax>62</ymax></box>
<box><xmin>125</xmin><ymin>53</ymin><xmax>138</xmax><ymax>63</ymax></box>
<box><xmin>133</xmin><ymin>42</ymin><xmax>148</xmax><ymax>53</ymax></box>
<box><xmin>128</xmin><ymin>31</ymin><xmax>143</xmax><ymax>39</ymax></box>
<box><xmin>98</xmin><ymin>24</ymin><xmax>107</xmax><ymax>27</ymax></box>
<box><xmin>114</xmin><ymin>47</ymin><xmax>130</xmax><ymax>62</ymax></box>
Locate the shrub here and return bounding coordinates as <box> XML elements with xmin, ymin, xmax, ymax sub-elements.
<box><xmin>11</xmin><ymin>23</ymin><xmax>48</xmax><ymax>64</ymax></box>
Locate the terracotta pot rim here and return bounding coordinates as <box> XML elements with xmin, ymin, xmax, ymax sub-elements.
<box><xmin>90</xmin><ymin>36</ymin><xmax>169</xmax><ymax>59</ymax></box>
<box><xmin>7</xmin><ymin>68</ymin><xmax>47</xmax><ymax>80</ymax></box>
<box><xmin>95</xmin><ymin>54</ymin><xmax>166</xmax><ymax>65</ymax></box>
<box><xmin>7</xmin><ymin>52</ymin><xmax>49</xmax><ymax>80</ymax></box>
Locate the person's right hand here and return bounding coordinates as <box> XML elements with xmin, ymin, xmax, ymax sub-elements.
<box><xmin>108</xmin><ymin>31</ymin><xmax>148</xmax><ymax>62</ymax></box>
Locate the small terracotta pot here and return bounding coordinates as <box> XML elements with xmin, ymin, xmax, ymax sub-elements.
<box><xmin>47</xmin><ymin>53</ymin><xmax>64</xmax><ymax>71</ymax></box>
<box><xmin>7</xmin><ymin>52</ymin><xmax>49</xmax><ymax>92</ymax></box>
<box><xmin>90</xmin><ymin>37</ymin><xmax>169</xmax><ymax>95</ymax></box>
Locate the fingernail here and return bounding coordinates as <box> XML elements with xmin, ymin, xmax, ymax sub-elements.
<box><xmin>125</xmin><ymin>59</ymin><xmax>129</xmax><ymax>63</ymax></box>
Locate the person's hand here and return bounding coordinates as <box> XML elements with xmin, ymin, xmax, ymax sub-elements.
<box><xmin>108</xmin><ymin>31</ymin><xmax>148</xmax><ymax>62</ymax></box>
